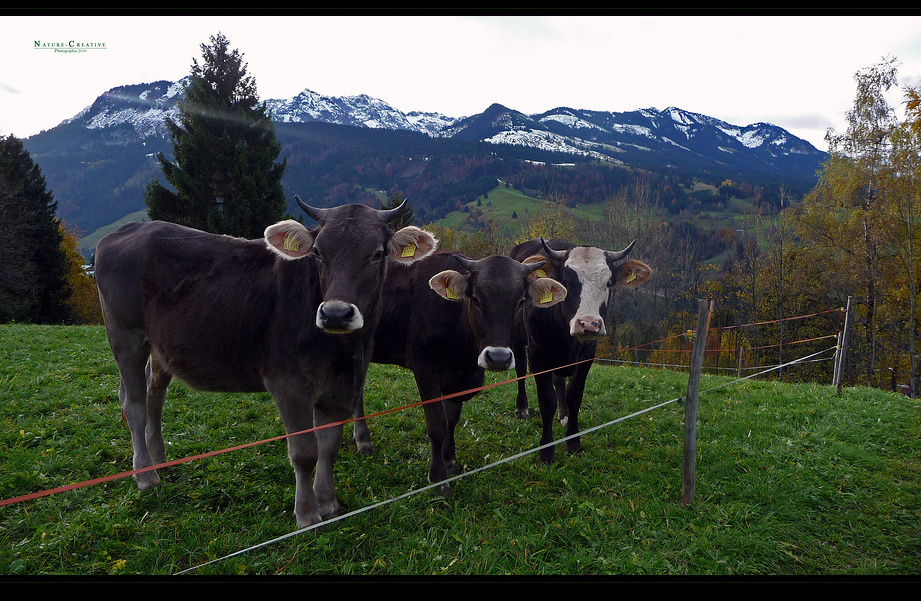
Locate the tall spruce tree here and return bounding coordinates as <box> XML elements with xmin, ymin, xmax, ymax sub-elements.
<box><xmin>145</xmin><ymin>32</ymin><xmax>286</xmax><ymax>239</ymax></box>
<box><xmin>0</xmin><ymin>135</ymin><xmax>70</xmax><ymax>323</ymax></box>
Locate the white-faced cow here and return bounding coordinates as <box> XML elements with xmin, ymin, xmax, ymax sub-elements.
<box><xmin>352</xmin><ymin>251</ymin><xmax>566</xmax><ymax>493</ymax></box>
<box><xmin>94</xmin><ymin>198</ymin><xmax>437</xmax><ymax>529</ymax></box>
<box><xmin>509</xmin><ymin>238</ymin><xmax>651</xmax><ymax>464</ymax></box>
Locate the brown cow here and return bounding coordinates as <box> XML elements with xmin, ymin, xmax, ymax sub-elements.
<box><xmin>354</xmin><ymin>251</ymin><xmax>566</xmax><ymax>492</ymax></box>
<box><xmin>94</xmin><ymin>199</ymin><xmax>437</xmax><ymax>529</ymax></box>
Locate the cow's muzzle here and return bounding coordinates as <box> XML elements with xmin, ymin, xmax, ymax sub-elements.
<box><xmin>571</xmin><ymin>315</ymin><xmax>606</xmax><ymax>340</ymax></box>
<box><xmin>316</xmin><ymin>300</ymin><xmax>364</xmax><ymax>333</ymax></box>
<box><xmin>478</xmin><ymin>346</ymin><xmax>515</xmax><ymax>371</ymax></box>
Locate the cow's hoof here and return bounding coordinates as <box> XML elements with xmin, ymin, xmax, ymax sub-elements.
<box><xmin>295</xmin><ymin>512</ymin><xmax>323</xmax><ymax>530</ymax></box>
<box><xmin>318</xmin><ymin>499</ymin><xmax>341</xmax><ymax>519</ymax></box>
<box><xmin>135</xmin><ymin>471</ymin><xmax>160</xmax><ymax>490</ymax></box>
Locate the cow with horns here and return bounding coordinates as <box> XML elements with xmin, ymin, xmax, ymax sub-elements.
<box><xmin>509</xmin><ymin>238</ymin><xmax>652</xmax><ymax>464</ymax></box>
<box><xmin>353</xmin><ymin>251</ymin><xmax>567</xmax><ymax>492</ymax></box>
<box><xmin>94</xmin><ymin>198</ymin><xmax>437</xmax><ymax>529</ymax></box>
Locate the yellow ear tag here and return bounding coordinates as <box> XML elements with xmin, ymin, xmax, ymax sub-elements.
<box><xmin>401</xmin><ymin>243</ymin><xmax>416</xmax><ymax>258</ymax></box>
<box><xmin>446</xmin><ymin>285</ymin><xmax>459</xmax><ymax>300</ymax></box>
<box><xmin>283</xmin><ymin>234</ymin><xmax>299</xmax><ymax>252</ymax></box>
<box><xmin>535</xmin><ymin>269</ymin><xmax>547</xmax><ymax>278</ymax></box>
<box><xmin>624</xmin><ymin>271</ymin><xmax>636</xmax><ymax>284</ymax></box>
<box><xmin>540</xmin><ymin>288</ymin><xmax>553</xmax><ymax>304</ymax></box>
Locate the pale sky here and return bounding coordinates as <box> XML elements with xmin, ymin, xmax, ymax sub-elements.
<box><xmin>3</xmin><ymin>14</ymin><xmax>921</xmax><ymax>152</ymax></box>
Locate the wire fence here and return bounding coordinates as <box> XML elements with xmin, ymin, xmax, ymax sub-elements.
<box><xmin>596</xmin><ymin>306</ymin><xmax>846</xmax><ymax>383</ymax></box>
<box><xmin>1</xmin><ymin>302</ymin><xmax>850</xmax><ymax>573</ymax></box>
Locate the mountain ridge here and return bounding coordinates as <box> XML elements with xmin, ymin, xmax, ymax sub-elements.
<box><xmin>22</xmin><ymin>78</ymin><xmax>826</xmax><ymax>237</ymax></box>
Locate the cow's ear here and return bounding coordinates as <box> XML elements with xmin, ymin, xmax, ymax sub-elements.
<box><xmin>264</xmin><ymin>220</ymin><xmax>315</xmax><ymax>260</ymax></box>
<box><xmin>389</xmin><ymin>226</ymin><xmax>438</xmax><ymax>265</ymax></box>
<box><xmin>529</xmin><ymin>277</ymin><xmax>567</xmax><ymax>308</ymax></box>
<box><xmin>614</xmin><ymin>260</ymin><xmax>652</xmax><ymax>288</ymax></box>
<box><xmin>429</xmin><ymin>270</ymin><xmax>466</xmax><ymax>302</ymax></box>
<box><xmin>523</xmin><ymin>255</ymin><xmax>551</xmax><ymax>280</ymax></box>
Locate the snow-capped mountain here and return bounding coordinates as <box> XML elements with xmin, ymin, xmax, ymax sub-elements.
<box><xmin>440</xmin><ymin>103</ymin><xmax>821</xmax><ymax>173</ymax></box>
<box><xmin>63</xmin><ymin>79</ymin><xmax>188</xmax><ymax>139</ymax></box>
<box><xmin>26</xmin><ymin>78</ymin><xmax>826</xmax><ymax>238</ymax></box>
<box><xmin>61</xmin><ymin>77</ymin><xmax>459</xmax><ymax>139</ymax></box>
<box><xmin>264</xmin><ymin>87</ymin><xmax>457</xmax><ymax>134</ymax></box>
<box><xmin>59</xmin><ymin>78</ymin><xmax>822</xmax><ymax>169</ymax></box>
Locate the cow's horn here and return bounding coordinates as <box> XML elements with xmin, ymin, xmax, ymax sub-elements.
<box><xmin>604</xmin><ymin>239</ymin><xmax>636</xmax><ymax>262</ymax></box>
<box><xmin>296</xmin><ymin>195</ymin><xmax>328</xmax><ymax>222</ymax></box>
<box><xmin>539</xmin><ymin>237</ymin><xmax>568</xmax><ymax>262</ymax></box>
<box><xmin>451</xmin><ymin>254</ymin><xmax>479</xmax><ymax>272</ymax></box>
<box><xmin>378</xmin><ymin>199</ymin><xmax>408</xmax><ymax>223</ymax></box>
<box><xmin>523</xmin><ymin>260</ymin><xmax>546</xmax><ymax>275</ymax></box>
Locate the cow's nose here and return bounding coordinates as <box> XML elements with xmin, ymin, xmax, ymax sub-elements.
<box><xmin>478</xmin><ymin>346</ymin><xmax>515</xmax><ymax>371</ymax></box>
<box><xmin>317</xmin><ymin>301</ymin><xmax>362</xmax><ymax>332</ymax></box>
<box><xmin>574</xmin><ymin>316</ymin><xmax>604</xmax><ymax>337</ymax></box>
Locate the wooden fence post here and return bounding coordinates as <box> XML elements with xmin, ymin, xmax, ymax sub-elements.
<box><xmin>834</xmin><ymin>296</ymin><xmax>853</xmax><ymax>395</ymax></box>
<box><xmin>737</xmin><ymin>343</ymin><xmax>743</xmax><ymax>379</ymax></box>
<box><xmin>681</xmin><ymin>299</ymin><xmax>713</xmax><ymax>509</ymax></box>
<box><xmin>833</xmin><ymin>331</ymin><xmax>843</xmax><ymax>385</ymax></box>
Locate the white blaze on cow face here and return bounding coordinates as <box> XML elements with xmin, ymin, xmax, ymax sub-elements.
<box><xmin>565</xmin><ymin>247</ymin><xmax>612</xmax><ymax>339</ymax></box>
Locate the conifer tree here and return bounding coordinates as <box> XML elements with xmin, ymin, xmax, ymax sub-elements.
<box><xmin>145</xmin><ymin>32</ymin><xmax>286</xmax><ymax>239</ymax></box>
<box><xmin>0</xmin><ymin>135</ymin><xmax>71</xmax><ymax>323</ymax></box>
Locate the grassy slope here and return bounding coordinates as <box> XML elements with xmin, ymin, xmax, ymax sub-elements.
<box><xmin>1</xmin><ymin>324</ymin><xmax>919</xmax><ymax>576</ymax></box>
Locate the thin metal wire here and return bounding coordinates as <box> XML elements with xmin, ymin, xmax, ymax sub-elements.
<box><xmin>176</xmin><ymin>344</ymin><xmax>839</xmax><ymax>575</ymax></box>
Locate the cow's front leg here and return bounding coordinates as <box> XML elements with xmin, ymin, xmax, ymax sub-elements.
<box><xmin>269</xmin><ymin>381</ymin><xmax>321</xmax><ymax>529</ymax></box>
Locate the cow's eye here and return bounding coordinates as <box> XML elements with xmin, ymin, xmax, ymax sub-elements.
<box><xmin>371</xmin><ymin>249</ymin><xmax>385</xmax><ymax>262</ymax></box>
<box><xmin>312</xmin><ymin>247</ymin><xmax>324</xmax><ymax>263</ymax></box>
<box><xmin>606</xmin><ymin>278</ymin><xmax>615</xmax><ymax>288</ymax></box>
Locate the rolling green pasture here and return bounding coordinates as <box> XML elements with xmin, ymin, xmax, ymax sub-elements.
<box><xmin>1</xmin><ymin>324</ymin><xmax>918</xmax><ymax>576</ymax></box>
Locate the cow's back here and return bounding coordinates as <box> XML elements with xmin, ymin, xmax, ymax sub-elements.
<box><xmin>96</xmin><ymin>221</ymin><xmax>285</xmax><ymax>391</ymax></box>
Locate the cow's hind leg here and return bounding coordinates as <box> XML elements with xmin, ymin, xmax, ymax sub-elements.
<box><xmin>313</xmin><ymin>407</ymin><xmax>344</xmax><ymax>519</ymax></box>
<box><xmin>144</xmin><ymin>357</ymin><xmax>172</xmax><ymax>465</ymax></box>
<box><xmin>415</xmin><ymin>374</ymin><xmax>452</xmax><ymax>494</ymax></box>
<box><xmin>553</xmin><ymin>374</ymin><xmax>568</xmax><ymax>426</ymax></box>
<box><xmin>533</xmin><ymin>371</ymin><xmax>559</xmax><ymax>465</ymax></box>
<box><xmin>351</xmin><ymin>401</ymin><xmax>373</xmax><ymax>455</ymax></box>
<box><xmin>442</xmin><ymin>398</ymin><xmax>467</xmax><ymax>475</ymax></box>
<box><xmin>112</xmin><ymin>336</ymin><xmax>160</xmax><ymax>490</ymax></box>
<box><xmin>512</xmin><ymin>337</ymin><xmax>530</xmax><ymax>419</ymax></box>
<box><xmin>562</xmin><ymin>363</ymin><xmax>591</xmax><ymax>456</ymax></box>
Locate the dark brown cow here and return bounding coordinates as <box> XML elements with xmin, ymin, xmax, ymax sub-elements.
<box><xmin>509</xmin><ymin>238</ymin><xmax>651</xmax><ymax>464</ymax></box>
<box><xmin>94</xmin><ymin>199</ymin><xmax>437</xmax><ymax>529</ymax></box>
<box><xmin>352</xmin><ymin>251</ymin><xmax>566</xmax><ymax>493</ymax></box>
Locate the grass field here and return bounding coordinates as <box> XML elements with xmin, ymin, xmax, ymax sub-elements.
<box><xmin>1</xmin><ymin>324</ymin><xmax>919</xmax><ymax>577</ymax></box>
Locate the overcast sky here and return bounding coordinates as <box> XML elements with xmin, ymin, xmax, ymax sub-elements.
<box><xmin>3</xmin><ymin>14</ymin><xmax>921</xmax><ymax>151</ymax></box>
